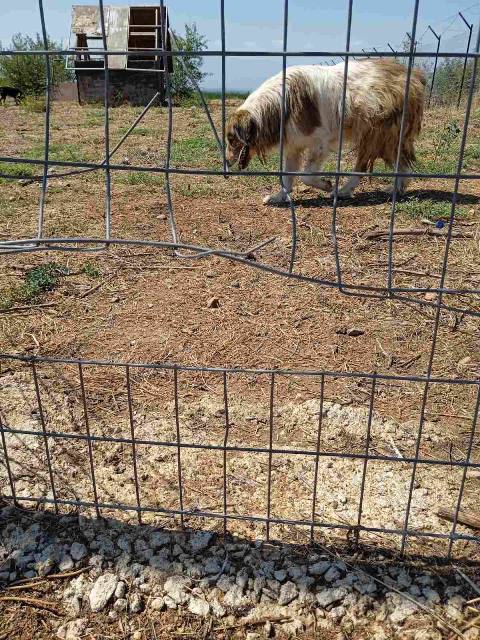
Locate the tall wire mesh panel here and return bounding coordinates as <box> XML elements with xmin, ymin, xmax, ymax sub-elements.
<box><xmin>0</xmin><ymin>0</ymin><xmax>479</xmax><ymax>559</ymax></box>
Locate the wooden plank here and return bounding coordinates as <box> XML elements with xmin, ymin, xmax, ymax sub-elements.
<box><xmin>108</xmin><ymin>6</ymin><xmax>129</xmax><ymax>69</ymax></box>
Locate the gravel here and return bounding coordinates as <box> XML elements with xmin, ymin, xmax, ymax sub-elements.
<box><xmin>0</xmin><ymin>507</ymin><xmax>478</xmax><ymax>638</ymax></box>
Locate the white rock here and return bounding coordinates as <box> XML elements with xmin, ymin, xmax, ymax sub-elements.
<box><xmin>58</xmin><ymin>555</ymin><xmax>74</xmax><ymax>572</ymax></box>
<box><xmin>316</xmin><ymin>587</ymin><xmax>348</xmax><ymax>608</ymax></box>
<box><xmin>308</xmin><ymin>561</ymin><xmax>331</xmax><ymax>576</ymax></box>
<box><xmin>223</xmin><ymin>584</ymin><xmax>245</xmax><ymax>608</ymax></box>
<box><xmin>211</xmin><ymin>598</ymin><xmax>226</xmax><ymax>617</ymax></box>
<box><xmin>190</xmin><ymin>531</ymin><xmax>214</xmax><ymax>554</ymax></box>
<box><xmin>129</xmin><ymin>593</ymin><xmax>143</xmax><ymax>613</ymax></box>
<box><xmin>278</xmin><ymin>581</ymin><xmax>298</xmax><ymax>606</ymax></box>
<box><xmin>274</xmin><ymin>569</ymin><xmax>287</xmax><ymax>582</ymax></box>
<box><xmin>389</xmin><ymin>599</ymin><xmax>418</xmax><ymax>624</ymax></box>
<box><xmin>188</xmin><ymin>596</ymin><xmax>210</xmax><ymax>617</ymax></box>
<box><xmin>204</xmin><ymin>558</ymin><xmax>222</xmax><ymax>574</ymax></box>
<box><xmin>114</xmin><ymin>581</ymin><xmax>126</xmax><ymax>599</ymax></box>
<box><xmin>163</xmin><ymin>595</ymin><xmax>177</xmax><ymax>609</ymax></box>
<box><xmin>422</xmin><ymin>587</ymin><xmax>440</xmax><ymax>603</ymax></box>
<box><xmin>324</xmin><ymin>566</ymin><xmax>341</xmax><ymax>582</ymax></box>
<box><xmin>329</xmin><ymin>604</ymin><xmax>346</xmax><ymax>619</ymax></box>
<box><xmin>164</xmin><ymin>575</ymin><xmax>191</xmax><ymax>604</ymax></box>
<box><xmin>70</xmin><ymin>542</ymin><xmax>87</xmax><ymax>561</ymax></box>
<box><xmin>113</xmin><ymin>598</ymin><xmax>127</xmax><ymax>612</ymax></box>
<box><xmin>89</xmin><ymin>573</ymin><xmax>118</xmax><ymax>612</ymax></box>
<box><xmin>150</xmin><ymin>597</ymin><xmax>166</xmax><ymax>611</ymax></box>
<box><xmin>217</xmin><ymin>575</ymin><xmax>234</xmax><ymax>592</ymax></box>
<box><xmin>287</xmin><ymin>565</ymin><xmax>305</xmax><ymax>580</ymax></box>
<box><xmin>56</xmin><ymin>618</ymin><xmax>87</xmax><ymax>640</ymax></box>
<box><xmin>116</xmin><ymin>535</ymin><xmax>132</xmax><ymax>553</ymax></box>
<box><xmin>149</xmin><ymin>531</ymin><xmax>171</xmax><ymax>549</ymax></box>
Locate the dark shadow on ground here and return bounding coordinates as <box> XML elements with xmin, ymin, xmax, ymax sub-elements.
<box><xmin>289</xmin><ymin>188</ymin><xmax>478</xmax><ymax>209</ymax></box>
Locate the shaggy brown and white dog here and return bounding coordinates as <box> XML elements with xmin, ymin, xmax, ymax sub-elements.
<box><xmin>226</xmin><ymin>59</ymin><xmax>426</xmax><ymax>204</ymax></box>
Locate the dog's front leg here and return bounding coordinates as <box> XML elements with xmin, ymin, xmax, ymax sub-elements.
<box><xmin>299</xmin><ymin>149</ymin><xmax>332</xmax><ymax>192</ymax></box>
<box><xmin>263</xmin><ymin>148</ymin><xmax>301</xmax><ymax>205</ymax></box>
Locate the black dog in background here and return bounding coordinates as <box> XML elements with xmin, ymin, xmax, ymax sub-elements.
<box><xmin>0</xmin><ymin>86</ymin><xmax>23</xmax><ymax>105</ymax></box>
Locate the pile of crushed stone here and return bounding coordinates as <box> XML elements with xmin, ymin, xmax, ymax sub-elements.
<box><xmin>1</xmin><ymin>505</ymin><xmax>479</xmax><ymax>639</ymax></box>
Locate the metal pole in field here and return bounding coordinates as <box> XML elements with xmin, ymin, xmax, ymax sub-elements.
<box><xmin>406</xmin><ymin>32</ymin><xmax>417</xmax><ymax>65</ymax></box>
<box><xmin>427</xmin><ymin>25</ymin><xmax>441</xmax><ymax>108</ymax></box>
<box><xmin>457</xmin><ymin>12</ymin><xmax>473</xmax><ymax>107</ymax></box>
<box><xmin>387</xmin><ymin>42</ymin><xmax>397</xmax><ymax>60</ymax></box>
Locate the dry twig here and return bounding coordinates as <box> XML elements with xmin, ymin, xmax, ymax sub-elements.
<box><xmin>0</xmin><ymin>595</ymin><xmax>62</xmax><ymax>615</ymax></box>
<box><xmin>365</xmin><ymin>228</ymin><xmax>473</xmax><ymax>241</ymax></box>
<box><xmin>437</xmin><ymin>508</ymin><xmax>480</xmax><ymax>531</ymax></box>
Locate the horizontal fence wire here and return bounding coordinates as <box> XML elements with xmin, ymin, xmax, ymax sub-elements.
<box><xmin>0</xmin><ymin>1</ymin><xmax>479</xmax><ymax>558</ymax></box>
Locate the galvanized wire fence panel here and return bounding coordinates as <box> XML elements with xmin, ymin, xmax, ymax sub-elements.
<box><xmin>0</xmin><ymin>1</ymin><xmax>479</xmax><ymax>557</ymax></box>
<box><xmin>0</xmin><ymin>353</ymin><xmax>479</xmax><ymax>558</ymax></box>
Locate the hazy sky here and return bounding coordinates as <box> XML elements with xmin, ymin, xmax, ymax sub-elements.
<box><xmin>1</xmin><ymin>0</ymin><xmax>479</xmax><ymax>90</ymax></box>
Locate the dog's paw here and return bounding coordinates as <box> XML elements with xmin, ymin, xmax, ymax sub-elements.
<box><xmin>263</xmin><ymin>192</ymin><xmax>288</xmax><ymax>205</ymax></box>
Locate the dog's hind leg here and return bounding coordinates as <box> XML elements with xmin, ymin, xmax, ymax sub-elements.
<box><xmin>263</xmin><ymin>147</ymin><xmax>302</xmax><ymax>205</ymax></box>
<box><xmin>299</xmin><ymin>149</ymin><xmax>332</xmax><ymax>192</ymax></box>
<box><xmin>335</xmin><ymin>152</ymin><xmax>370</xmax><ymax>199</ymax></box>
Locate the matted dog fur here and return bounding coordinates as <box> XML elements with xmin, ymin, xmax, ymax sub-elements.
<box><xmin>225</xmin><ymin>59</ymin><xmax>426</xmax><ymax>204</ymax></box>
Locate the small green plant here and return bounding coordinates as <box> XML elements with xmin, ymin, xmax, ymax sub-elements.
<box><xmin>119</xmin><ymin>171</ymin><xmax>164</xmax><ymax>185</ymax></box>
<box><xmin>0</xmin><ymin>161</ymin><xmax>35</xmax><ymax>183</ymax></box>
<box><xmin>19</xmin><ymin>95</ymin><xmax>46</xmax><ymax>113</ymax></box>
<box><xmin>0</xmin><ymin>262</ymin><xmax>68</xmax><ymax>311</ymax></box>
<box><xmin>397</xmin><ymin>197</ymin><xmax>467</xmax><ymax>220</ymax></box>
<box><xmin>82</xmin><ymin>262</ymin><xmax>101</xmax><ymax>278</ymax></box>
<box><xmin>84</xmin><ymin>109</ymin><xmax>104</xmax><ymax>127</ymax></box>
<box><xmin>433</xmin><ymin>120</ymin><xmax>461</xmax><ymax>156</ymax></box>
<box><xmin>25</xmin><ymin>262</ymin><xmax>68</xmax><ymax>293</ymax></box>
<box><xmin>117</xmin><ymin>126</ymin><xmax>152</xmax><ymax>137</ymax></box>
<box><xmin>171</xmin><ymin>134</ymin><xmax>219</xmax><ymax>167</ymax></box>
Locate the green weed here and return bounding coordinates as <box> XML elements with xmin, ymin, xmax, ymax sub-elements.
<box><xmin>117</xmin><ymin>171</ymin><xmax>164</xmax><ymax>186</ymax></box>
<box><xmin>117</xmin><ymin>126</ymin><xmax>152</xmax><ymax>137</ymax></box>
<box><xmin>82</xmin><ymin>261</ymin><xmax>101</xmax><ymax>278</ymax></box>
<box><xmin>0</xmin><ymin>262</ymin><xmax>68</xmax><ymax>311</ymax></box>
<box><xmin>171</xmin><ymin>134</ymin><xmax>218</xmax><ymax>167</ymax></box>
<box><xmin>397</xmin><ymin>197</ymin><xmax>467</xmax><ymax>220</ymax></box>
<box><xmin>19</xmin><ymin>95</ymin><xmax>46</xmax><ymax>113</ymax></box>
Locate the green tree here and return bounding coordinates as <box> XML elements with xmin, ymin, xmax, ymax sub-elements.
<box><xmin>0</xmin><ymin>33</ymin><xmax>73</xmax><ymax>96</ymax></box>
<box><xmin>169</xmin><ymin>23</ymin><xmax>208</xmax><ymax>102</ymax></box>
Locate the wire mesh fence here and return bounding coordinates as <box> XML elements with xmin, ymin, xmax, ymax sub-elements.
<box><xmin>1</xmin><ymin>353</ymin><xmax>479</xmax><ymax>558</ymax></box>
<box><xmin>0</xmin><ymin>1</ymin><xmax>479</xmax><ymax>558</ymax></box>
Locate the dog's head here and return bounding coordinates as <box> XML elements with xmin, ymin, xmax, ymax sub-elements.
<box><xmin>226</xmin><ymin>109</ymin><xmax>258</xmax><ymax>170</ymax></box>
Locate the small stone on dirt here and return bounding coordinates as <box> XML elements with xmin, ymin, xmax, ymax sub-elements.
<box><xmin>89</xmin><ymin>573</ymin><xmax>118</xmax><ymax>612</ymax></box>
<box><xmin>70</xmin><ymin>542</ymin><xmax>87</xmax><ymax>561</ymax></box>
<box><xmin>207</xmin><ymin>296</ymin><xmax>220</xmax><ymax>309</ymax></box>
<box><xmin>278</xmin><ymin>581</ymin><xmax>298</xmax><ymax>606</ymax></box>
<box><xmin>129</xmin><ymin>593</ymin><xmax>143</xmax><ymax>613</ymax></box>
<box><xmin>150</xmin><ymin>597</ymin><xmax>166</xmax><ymax>611</ymax></box>
<box><xmin>188</xmin><ymin>596</ymin><xmax>210</xmax><ymax>617</ymax></box>
<box><xmin>316</xmin><ymin>587</ymin><xmax>348</xmax><ymax>608</ymax></box>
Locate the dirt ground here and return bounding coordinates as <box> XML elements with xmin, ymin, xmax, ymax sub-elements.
<box><xmin>0</xmin><ymin>97</ymin><xmax>479</xmax><ymax>568</ymax></box>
